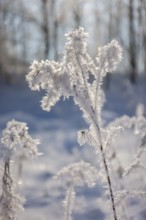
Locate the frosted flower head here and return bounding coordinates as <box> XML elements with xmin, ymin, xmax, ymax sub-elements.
<box><xmin>26</xmin><ymin>60</ymin><xmax>64</xmax><ymax>112</ymax></box>
<box><xmin>55</xmin><ymin>161</ymin><xmax>97</xmax><ymax>187</ymax></box>
<box><xmin>1</xmin><ymin>120</ymin><xmax>28</xmax><ymax>149</ymax></box>
<box><xmin>65</xmin><ymin>27</ymin><xmax>88</xmax><ymax>57</ymax></box>
<box><xmin>26</xmin><ymin>60</ymin><xmax>62</xmax><ymax>91</ymax></box>
<box><xmin>1</xmin><ymin>120</ymin><xmax>39</xmax><ymax>158</ymax></box>
<box><xmin>96</xmin><ymin>40</ymin><xmax>123</xmax><ymax>73</ymax></box>
<box><xmin>23</xmin><ymin>135</ymin><xmax>40</xmax><ymax>157</ymax></box>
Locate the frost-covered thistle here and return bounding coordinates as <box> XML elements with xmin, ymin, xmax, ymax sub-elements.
<box><xmin>55</xmin><ymin>161</ymin><xmax>97</xmax><ymax>220</ymax></box>
<box><xmin>0</xmin><ymin>120</ymin><xmax>40</xmax><ymax>220</ymax></box>
<box><xmin>27</xmin><ymin>27</ymin><xmax>123</xmax><ymax>220</ymax></box>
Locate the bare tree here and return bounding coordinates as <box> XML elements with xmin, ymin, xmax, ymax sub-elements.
<box><xmin>41</xmin><ymin>0</ymin><xmax>50</xmax><ymax>59</ymax></box>
<box><xmin>71</xmin><ymin>0</ymin><xmax>82</xmax><ymax>28</ymax></box>
<box><xmin>141</xmin><ymin>0</ymin><xmax>146</xmax><ymax>72</ymax></box>
<box><xmin>50</xmin><ymin>0</ymin><xmax>59</xmax><ymax>60</ymax></box>
<box><xmin>128</xmin><ymin>0</ymin><xmax>137</xmax><ymax>83</ymax></box>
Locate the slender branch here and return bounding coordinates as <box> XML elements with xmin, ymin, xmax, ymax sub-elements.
<box><xmin>92</xmin><ymin>119</ymin><xmax>118</xmax><ymax>220</ymax></box>
<box><xmin>2</xmin><ymin>160</ymin><xmax>12</xmax><ymax>193</ymax></box>
<box><xmin>100</xmin><ymin>143</ymin><xmax>118</xmax><ymax>220</ymax></box>
<box><xmin>65</xmin><ymin>184</ymin><xmax>74</xmax><ymax>220</ymax></box>
<box><xmin>72</xmin><ymin>82</ymin><xmax>117</xmax><ymax>220</ymax></box>
<box><xmin>70</xmin><ymin>50</ymin><xmax>118</xmax><ymax>220</ymax></box>
<box><xmin>74</xmin><ymin>50</ymin><xmax>95</xmax><ymax>114</ymax></box>
<box><xmin>94</xmin><ymin>64</ymin><xmax>104</xmax><ymax>115</ymax></box>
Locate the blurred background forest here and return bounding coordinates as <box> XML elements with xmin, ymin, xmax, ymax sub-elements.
<box><xmin>0</xmin><ymin>0</ymin><xmax>146</xmax><ymax>84</ymax></box>
<box><xmin>1</xmin><ymin>2</ymin><xmax>146</xmax><ymax>220</ymax></box>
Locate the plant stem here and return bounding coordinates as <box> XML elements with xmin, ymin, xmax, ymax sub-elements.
<box><xmin>100</xmin><ymin>143</ymin><xmax>118</xmax><ymax>220</ymax></box>
<box><xmin>65</xmin><ymin>185</ymin><xmax>74</xmax><ymax>220</ymax></box>
<box><xmin>92</xmin><ymin>120</ymin><xmax>118</xmax><ymax>220</ymax></box>
<box><xmin>75</xmin><ymin>48</ymin><xmax>118</xmax><ymax>220</ymax></box>
<box><xmin>3</xmin><ymin>159</ymin><xmax>12</xmax><ymax>192</ymax></box>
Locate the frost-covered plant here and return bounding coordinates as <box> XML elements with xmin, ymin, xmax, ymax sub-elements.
<box><xmin>0</xmin><ymin>160</ymin><xmax>24</xmax><ymax>220</ymax></box>
<box><xmin>0</xmin><ymin>119</ymin><xmax>40</xmax><ymax>220</ymax></box>
<box><xmin>55</xmin><ymin>161</ymin><xmax>97</xmax><ymax>220</ymax></box>
<box><xmin>26</xmin><ymin>27</ymin><xmax>123</xmax><ymax>220</ymax></box>
<box><xmin>106</xmin><ymin>105</ymin><xmax>146</xmax><ymax>181</ymax></box>
<box><xmin>123</xmin><ymin>104</ymin><xmax>146</xmax><ymax>177</ymax></box>
<box><xmin>1</xmin><ymin>119</ymin><xmax>39</xmax><ymax>157</ymax></box>
<box><xmin>104</xmin><ymin>105</ymin><xmax>146</xmax><ymax>219</ymax></box>
<box><xmin>1</xmin><ymin>119</ymin><xmax>40</xmax><ymax>178</ymax></box>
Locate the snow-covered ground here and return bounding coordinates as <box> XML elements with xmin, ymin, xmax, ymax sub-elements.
<box><xmin>0</xmin><ymin>74</ymin><xmax>146</xmax><ymax>220</ymax></box>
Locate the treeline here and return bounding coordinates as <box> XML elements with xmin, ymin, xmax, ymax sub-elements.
<box><xmin>0</xmin><ymin>0</ymin><xmax>146</xmax><ymax>83</ymax></box>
